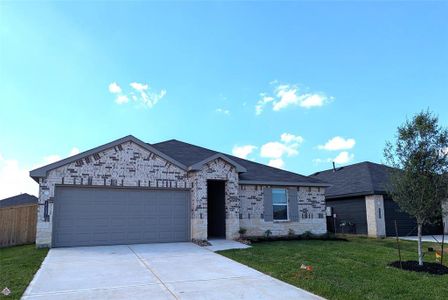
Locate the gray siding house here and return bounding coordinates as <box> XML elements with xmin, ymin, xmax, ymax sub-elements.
<box><xmin>312</xmin><ymin>161</ymin><xmax>445</xmax><ymax>237</ymax></box>
<box><xmin>30</xmin><ymin>135</ymin><xmax>329</xmax><ymax>248</ymax></box>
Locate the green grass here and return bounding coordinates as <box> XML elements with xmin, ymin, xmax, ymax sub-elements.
<box><xmin>218</xmin><ymin>236</ymin><xmax>448</xmax><ymax>300</ymax></box>
<box><xmin>0</xmin><ymin>244</ymin><xmax>48</xmax><ymax>300</ymax></box>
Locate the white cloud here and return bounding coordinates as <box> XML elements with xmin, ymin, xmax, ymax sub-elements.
<box><xmin>256</xmin><ymin>82</ymin><xmax>332</xmax><ymax>114</ymax></box>
<box><xmin>109</xmin><ymin>82</ymin><xmax>166</xmax><ymax>108</ymax></box>
<box><xmin>273</xmin><ymin>84</ymin><xmax>329</xmax><ymax>111</ymax></box>
<box><xmin>255</xmin><ymin>94</ymin><xmax>274</xmax><ymax>115</ymax></box>
<box><xmin>115</xmin><ymin>95</ymin><xmax>129</xmax><ymax>104</ymax></box>
<box><xmin>300</xmin><ymin>94</ymin><xmax>327</xmax><ymax>108</ymax></box>
<box><xmin>259</xmin><ymin>133</ymin><xmax>304</xmax><ymax>169</ymax></box>
<box><xmin>313</xmin><ymin>151</ymin><xmax>355</xmax><ymax>165</ymax></box>
<box><xmin>0</xmin><ymin>146</ymin><xmax>92</xmax><ymax>199</ymax></box>
<box><xmin>0</xmin><ymin>153</ymin><xmax>38</xmax><ymax>198</ymax></box>
<box><xmin>43</xmin><ymin>155</ymin><xmax>61</xmax><ymax>164</ymax></box>
<box><xmin>272</xmin><ymin>85</ymin><xmax>299</xmax><ymax>111</ymax></box>
<box><xmin>130</xmin><ymin>82</ymin><xmax>149</xmax><ymax>92</ymax></box>
<box><xmin>268</xmin><ymin>158</ymin><xmax>284</xmax><ymax>169</ymax></box>
<box><xmin>312</xmin><ymin>158</ymin><xmax>331</xmax><ymax>164</ymax></box>
<box><xmin>280</xmin><ymin>133</ymin><xmax>304</xmax><ymax>144</ymax></box>
<box><xmin>318</xmin><ymin>136</ymin><xmax>356</xmax><ymax>151</ymax></box>
<box><xmin>232</xmin><ymin>145</ymin><xmax>257</xmax><ymax>159</ymax></box>
<box><xmin>215</xmin><ymin>108</ymin><xmax>230</xmax><ymax>115</ymax></box>
<box><xmin>108</xmin><ymin>82</ymin><xmax>122</xmax><ymax>94</ymax></box>
<box><xmin>138</xmin><ymin>89</ymin><xmax>166</xmax><ymax>108</ymax></box>
<box><xmin>260</xmin><ymin>142</ymin><xmax>298</xmax><ymax>159</ymax></box>
<box><xmin>333</xmin><ymin>151</ymin><xmax>354</xmax><ymax>164</ymax></box>
<box><xmin>69</xmin><ymin>147</ymin><xmax>80</xmax><ymax>156</ymax></box>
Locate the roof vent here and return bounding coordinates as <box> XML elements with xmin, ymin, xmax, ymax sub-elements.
<box><xmin>332</xmin><ymin>161</ymin><xmax>336</xmax><ymax>172</ymax></box>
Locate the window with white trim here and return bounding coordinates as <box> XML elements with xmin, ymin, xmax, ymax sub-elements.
<box><xmin>272</xmin><ymin>188</ymin><xmax>288</xmax><ymax>220</ymax></box>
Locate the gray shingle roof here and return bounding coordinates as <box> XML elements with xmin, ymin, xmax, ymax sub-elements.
<box><xmin>310</xmin><ymin>161</ymin><xmax>394</xmax><ymax>199</ymax></box>
<box><xmin>151</xmin><ymin>139</ymin><xmax>327</xmax><ymax>186</ymax></box>
<box><xmin>0</xmin><ymin>193</ymin><xmax>38</xmax><ymax>208</ymax></box>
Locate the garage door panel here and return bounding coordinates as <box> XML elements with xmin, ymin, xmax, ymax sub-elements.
<box><xmin>53</xmin><ymin>187</ymin><xmax>190</xmax><ymax>247</ymax></box>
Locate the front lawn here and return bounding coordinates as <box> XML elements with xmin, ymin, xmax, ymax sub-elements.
<box><xmin>219</xmin><ymin>236</ymin><xmax>448</xmax><ymax>300</ymax></box>
<box><xmin>0</xmin><ymin>245</ymin><xmax>48</xmax><ymax>300</ymax></box>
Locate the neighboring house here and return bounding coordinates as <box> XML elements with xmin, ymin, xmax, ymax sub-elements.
<box><xmin>0</xmin><ymin>193</ymin><xmax>38</xmax><ymax>247</ymax></box>
<box><xmin>0</xmin><ymin>193</ymin><xmax>37</xmax><ymax>208</ymax></box>
<box><xmin>311</xmin><ymin>161</ymin><xmax>444</xmax><ymax>237</ymax></box>
<box><xmin>30</xmin><ymin>135</ymin><xmax>329</xmax><ymax>248</ymax></box>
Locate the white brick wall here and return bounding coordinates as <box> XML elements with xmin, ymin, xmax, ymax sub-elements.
<box><xmin>188</xmin><ymin>158</ymin><xmax>240</xmax><ymax>240</ymax></box>
<box><xmin>239</xmin><ymin>185</ymin><xmax>327</xmax><ymax>236</ymax></box>
<box><xmin>36</xmin><ymin>141</ymin><xmax>188</xmax><ymax>247</ymax></box>
<box><xmin>35</xmin><ymin>140</ymin><xmax>326</xmax><ymax>247</ymax></box>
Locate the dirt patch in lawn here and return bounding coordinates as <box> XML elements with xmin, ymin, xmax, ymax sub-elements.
<box><xmin>389</xmin><ymin>261</ymin><xmax>448</xmax><ymax>275</ymax></box>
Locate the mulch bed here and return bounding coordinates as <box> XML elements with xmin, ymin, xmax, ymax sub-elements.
<box><xmin>389</xmin><ymin>260</ymin><xmax>448</xmax><ymax>275</ymax></box>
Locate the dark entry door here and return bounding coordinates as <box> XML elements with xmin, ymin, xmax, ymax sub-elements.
<box><xmin>207</xmin><ymin>180</ymin><xmax>226</xmax><ymax>238</ymax></box>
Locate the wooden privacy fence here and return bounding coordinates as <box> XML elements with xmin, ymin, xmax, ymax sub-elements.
<box><xmin>0</xmin><ymin>204</ymin><xmax>37</xmax><ymax>247</ymax></box>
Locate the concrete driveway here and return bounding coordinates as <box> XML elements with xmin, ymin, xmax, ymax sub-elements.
<box><xmin>23</xmin><ymin>242</ymin><xmax>322</xmax><ymax>300</ymax></box>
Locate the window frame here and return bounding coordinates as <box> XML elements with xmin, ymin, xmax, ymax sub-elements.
<box><xmin>272</xmin><ymin>188</ymin><xmax>289</xmax><ymax>221</ymax></box>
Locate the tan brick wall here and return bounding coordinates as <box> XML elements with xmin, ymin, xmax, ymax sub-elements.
<box><xmin>239</xmin><ymin>185</ymin><xmax>327</xmax><ymax>236</ymax></box>
<box><xmin>365</xmin><ymin>194</ymin><xmax>386</xmax><ymax>237</ymax></box>
<box><xmin>36</xmin><ymin>142</ymin><xmax>241</xmax><ymax>247</ymax></box>
<box><xmin>35</xmin><ymin>139</ymin><xmax>324</xmax><ymax>247</ymax></box>
<box><xmin>188</xmin><ymin>158</ymin><xmax>240</xmax><ymax>240</ymax></box>
<box><xmin>36</xmin><ymin>141</ymin><xmax>189</xmax><ymax>247</ymax></box>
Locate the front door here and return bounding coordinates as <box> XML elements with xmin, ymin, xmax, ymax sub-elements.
<box><xmin>207</xmin><ymin>180</ymin><xmax>226</xmax><ymax>238</ymax></box>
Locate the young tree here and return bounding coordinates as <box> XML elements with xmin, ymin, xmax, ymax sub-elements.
<box><xmin>384</xmin><ymin>110</ymin><xmax>448</xmax><ymax>266</ymax></box>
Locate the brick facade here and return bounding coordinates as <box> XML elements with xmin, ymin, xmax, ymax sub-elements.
<box><xmin>239</xmin><ymin>185</ymin><xmax>327</xmax><ymax>236</ymax></box>
<box><xmin>35</xmin><ymin>140</ymin><xmax>327</xmax><ymax>247</ymax></box>
<box><xmin>188</xmin><ymin>158</ymin><xmax>240</xmax><ymax>240</ymax></box>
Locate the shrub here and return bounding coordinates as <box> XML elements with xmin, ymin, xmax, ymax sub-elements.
<box><xmin>238</xmin><ymin>227</ymin><xmax>247</xmax><ymax>236</ymax></box>
<box><xmin>302</xmin><ymin>231</ymin><xmax>313</xmax><ymax>239</ymax></box>
<box><xmin>245</xmin><ymin>232</ymin><xmax>347</xmax><ymax>243</ymax></box>
<box><xmin>264</xmin><ymin>229</ymin><xmax>272</xmax><ymax>238</ymax></box>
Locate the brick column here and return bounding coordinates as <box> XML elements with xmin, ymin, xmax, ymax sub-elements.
<box><xmin>365</xmin><ymin>195</ymin><xmax>386</xmax><ymax>237</ymax></box>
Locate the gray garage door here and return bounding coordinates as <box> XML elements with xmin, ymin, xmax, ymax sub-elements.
<box><xmin>52</xmin><ymin>187</ymin><xmax>190</xmax><ymax>247</ymax></box>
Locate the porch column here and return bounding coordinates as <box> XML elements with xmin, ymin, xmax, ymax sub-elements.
<box><xmin>225</xmin><ymin>179</ymin><xmax>240</xmax><ymax>239</ymax></box>
<box><xmin>365</xmin><ymin>195</ymin><xmax>386</xmax><ymax>237</ymax></box>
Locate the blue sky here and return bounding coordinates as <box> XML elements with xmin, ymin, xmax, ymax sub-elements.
<box><xmin>0</xmin><ymin>1</ymin><xmax>447</xmax><ymax>198</ymax></box>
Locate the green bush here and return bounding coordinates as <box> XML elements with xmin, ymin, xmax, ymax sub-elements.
<box><xmin>238</xmin><ymin>227</ymin><xmax>247</xmax><ymax>236</ymax></box>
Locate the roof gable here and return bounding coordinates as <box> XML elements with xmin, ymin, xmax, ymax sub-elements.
<box><xmin>30</xmin><ymin>135</ymin><xmax>188</xmax><ymax>181</ymax></box>
<box><xmin>188</xmin><ymin>153</ymin><xmax>247</xmax><ymax>173</ymax></box>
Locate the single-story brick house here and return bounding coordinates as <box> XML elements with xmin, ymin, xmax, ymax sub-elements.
<box><xmin>311</xmin><ymin>161</ymin><xmax>445</xmax><ymax>237</ymax></box>
<box><xmin>30</xmin><ymin>135</ymin><xmax>329</xmax><ymax>248</ymax></box>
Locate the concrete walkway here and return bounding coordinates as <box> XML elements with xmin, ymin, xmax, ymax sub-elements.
<box><xmin>23</xmin><ymin>242</ymin><xmax>322</xmax><ymax>300</ymax></box>
<box><xmin>205</xmin><ymin>239</ymin><xmax>251</xmax><ymax>251</ymax></box>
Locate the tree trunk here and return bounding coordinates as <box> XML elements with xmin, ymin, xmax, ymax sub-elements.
<box><xmin>417</xmin><ymin>223</ymin><xmax>423</xmax><ymax>266</ymax></box>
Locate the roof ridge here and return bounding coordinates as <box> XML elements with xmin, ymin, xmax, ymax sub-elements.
<box><xmin>311</xmin><ymin>161</ymin><xmax>379</xmax><ymax>175</ymax></box>
<box><xmin>153</xmin><ymin>139</ymin><xmax>217</xmax><ymax>154</ymax></box>
<box><xmin>154</xmin><ymin>139</ymin><xmax>325</xmax><ymax>183</ymax></box>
